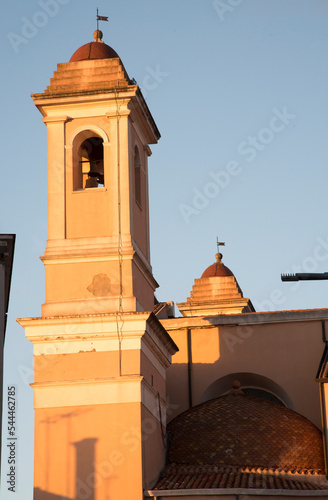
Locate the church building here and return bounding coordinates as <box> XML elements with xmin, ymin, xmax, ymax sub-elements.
<box><xmin>18</xmin><ymin>29</ymin><xmax>328</xmax><ymax>500</ymax></box>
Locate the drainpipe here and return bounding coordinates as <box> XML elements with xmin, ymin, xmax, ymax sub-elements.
<box><xmin>187</xmin><ymin>328</ymin><xmax>192</xmax><ymax>408</ymax></box>
<box><xmin>322</xmin><ymin>319</ymin><xmax>327</xmax><ymax>343</ymax></box>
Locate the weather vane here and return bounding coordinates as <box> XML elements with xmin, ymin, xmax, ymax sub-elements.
<box><xmin>216</xmin><ymin>237</ymin><xmax>225</xmax><ymax>254</ymax></box>
<box><xmin>96</xmin><ymin>7</ymin><xmax>108</xmax><ymax>32</ymax></box>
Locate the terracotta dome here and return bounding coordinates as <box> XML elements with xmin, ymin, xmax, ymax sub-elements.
<box><xmin>70</xmin><ymin>41</ymin><xmax>119</xmax><ymax>62</ymax></box>
<box><xmin>166</xmin><ymin>393</ymin><xmax>325</xmax><ymax>472</ymax></box>
<box><xmin>201</xmin><ymin>252</ymin><xmax>234</xmax><ymax>278</ymax></box>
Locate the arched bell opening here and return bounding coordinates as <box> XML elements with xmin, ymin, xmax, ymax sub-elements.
<box><xmin>73</xmin><ymin>133</ymin><xmax>104</xmax><ymax>190</ymax></box>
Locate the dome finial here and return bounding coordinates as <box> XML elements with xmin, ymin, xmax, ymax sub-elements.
<box><xmin>229</xmin><ymin>380</ymin><xmax>245</xmax><ymax>395</ymax></box>
<box><xmin>93</xmin><ymin>30</ymin><xmax>103</xmax><ymax>42</ymax></box>
<box><xmin>215</xmin><ymin>252</ymin><xmax>222</xmax><ymax>263</ymax></box>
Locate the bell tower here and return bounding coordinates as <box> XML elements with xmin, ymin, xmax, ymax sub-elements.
<box><xmin>32</xmin><ymin>29</ymin><xmax>160</xmax><ymax>317</ymax></box>
<box><xmin>18</xmin><ymin>30</ymin><xmax>178</xmax><ymax>500</ymax></box>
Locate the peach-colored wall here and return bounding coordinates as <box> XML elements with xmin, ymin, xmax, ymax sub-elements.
<box><xmin>140</xmin><ymin>350</ymin><xmax>166</xmax><ymax>397</ymax></box>
<box><xmin>66</xmin><ymin>189</ymin><xmax>111</xmax><ymax>239</ymax></box>
<box><xmin>165</xmin><ymin>318</ymin><xmax>325</xmax><ymax>428</ymax></box>
<box><xmin>165</xmin><ymin>329</ymin><xmax>190</xmax><ymax>418</ymax></box>
<box><xmin>29</xmin><ymin>57</ymin><xmax>166</xmax><ymax>500</ymax></box>
<box><xmin>34</xmin><ymin>349</ymin><xmax>143</xmax><ymax>383</ymax></box>
<box><xmin>40</xmin><ymin>93</ymin><xmax>158</xmax><ymax>316</ymax></box>
<box><xmin>45</xmin><ymin>118</ymin><xmax>66</xmax><ymax>241</ymax></box>
<box><xmin>65</xmin><ymin>116</ymin><xmax>127</xmax><ymax>239</ymax></box>
<box><xmin>130</xmin><ymin>128</ymin><xmax>148</xmax><ymax>259</ymax></box>
<box><xmin>20</xmin><ymin>312</ymin><xmax>176</xmax><ymax>500</ymax></box>
<box><xmin>141</xmin><ymin>405</ymin><xmax>166</xmax><ymax>488</ymax></box>
<box><xmin>34</xmin><ymin>403</ymin><xmax>144</xmax><ymax>500</ymax></box>
<box><xmin>41</xmin><ymin>110</ymin><xmax>157</xmax><ymax>316</ymax></box>
<box><xmin>34</xmin><ymin>349</ymin><xmax>167</xmax><ymax>395</ymax></box>
<box><xmin>132</xmin><ymin>261</ymin><xmax>156</xmax><ymax>311</ymax></box>
<box><xmin>44</xmin><ymin>260</ymin><xmax>126</xmax><ymax>302</ymax></box>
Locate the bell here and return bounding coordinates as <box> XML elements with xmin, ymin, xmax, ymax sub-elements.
<box><xmin>88</xmin><ymin>160</ymin><xmax>104</xmax><ymax>185</ymax></box>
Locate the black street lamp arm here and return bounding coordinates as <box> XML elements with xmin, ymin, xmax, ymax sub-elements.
<box><xmin>281</xmin><ymin>272</ymin><xmax>328</xmax><ymax>282</ymax></box>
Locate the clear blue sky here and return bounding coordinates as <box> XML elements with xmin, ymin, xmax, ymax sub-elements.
<box><xmin>1</xmin><ymin>1</ymin><xmax>328</xmax><ymax>498</ymax></box>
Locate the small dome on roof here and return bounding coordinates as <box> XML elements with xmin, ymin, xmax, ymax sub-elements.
<box><xmin>201</xmin><ymin>252</ymin><xmax>234</xmax><ymax>278</ymax></box>
<box><xmin>70</xmin><ymin>31</ymin><xmax>119</xmax><ymax>62</ymax></box>
<box><xmin>167</xmin><ymin>393</ymin><xmax>325</xmax><ymax>472</ymax></box>
<box><xmin>70</xmin><ymin>42</ymin><xmax>119</xmax><ymax>62</ymax></box>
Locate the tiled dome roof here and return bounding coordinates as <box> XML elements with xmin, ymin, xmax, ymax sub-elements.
<box><xmin>70</xmin><ymin>42</ymin><xmax>119</xmax><ymax>62</ymax></box>
<box><xmin>201</xmin><ymin>253</ymin><xmax>234</xmax><ymax>278</ymax></box>
<box><xmin>70</xmin><ymin>31</ymin><xmax>119</xmax><ymax>62</ymax></box>
<box><xmin>166</xmin><ymin>393</ymin><xmax>324</xmax><ymax>472</ymax></box>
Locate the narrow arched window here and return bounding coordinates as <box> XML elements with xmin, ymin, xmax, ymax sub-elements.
<box><xmin>134</xmin><ymin>146</ymin><xmax>141</xmax><ymax>206</ymax></box>
<box><xmin>73</xmin><ymin>133</ymin><xmax>104</xmax><ymax>190</ymax></box>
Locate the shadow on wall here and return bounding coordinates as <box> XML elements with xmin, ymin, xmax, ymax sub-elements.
<box><xmin>34</xmin><ymin>437</ymin><xmax>98</xmax><ymax>500</ymax></box>
<box><xmin>73</xmin><ymin>438</ymin><xmax>97</xmax><ymax>500</ymax></box>
<box><xmin>34</xmin><ymin>489</ymin><xmax>72</xmax><ymax>500</ymax></box>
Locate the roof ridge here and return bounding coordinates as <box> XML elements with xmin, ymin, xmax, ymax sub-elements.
<box><xmin>167</xmin><ymin>463</ymin><xmax>326</xmax><ymax>476</ymax></box>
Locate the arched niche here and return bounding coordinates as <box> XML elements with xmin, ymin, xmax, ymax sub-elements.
<box><xmin>199</xmin><ymin>372</ymin><xmax>295</xmax><ymax>409</ymax></box>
